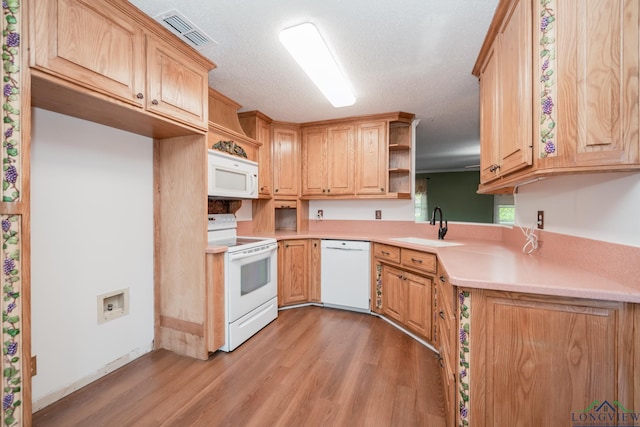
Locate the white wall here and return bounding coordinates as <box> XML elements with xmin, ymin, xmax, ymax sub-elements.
<box><xmin>514</xmin><ymin>172</ymin><xmax>640</xmax><ymax>247</ymax></box>
<box><xmin>31</xmin><ymin>108</ymin><xmax>154</xmax><ymax>409</ymax></box>
<box><xmin>309</xmin><ymin>199</ymin><xmax>415</xmax><ymax>220</ymax></box>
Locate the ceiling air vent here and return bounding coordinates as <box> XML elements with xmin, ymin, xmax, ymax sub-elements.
<box><xmin>154</xmin><ymin>9</ymin><xmax>217</xmax><ymax>50</ymax></box>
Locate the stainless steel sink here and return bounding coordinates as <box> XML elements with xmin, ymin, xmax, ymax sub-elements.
<box><xmin>389</xmin><ymin>237</ymin><xmax>464</xmax><ymax>248</ymax></box>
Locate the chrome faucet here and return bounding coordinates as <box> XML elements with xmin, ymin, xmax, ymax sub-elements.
<box><xmin>430</xmin><ymin>206</ymin><xmax>448</xmax><ymax>240</ymax></box>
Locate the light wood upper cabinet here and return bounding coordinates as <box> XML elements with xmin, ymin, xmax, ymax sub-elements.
<box><xmin>474</xmin><ymin>0</ymin><xmax>640</xmax><ymax>193</ymax></box>
<box><xmin>301</xmin><ymin>124</ymin><xmax>355</xmax><ymax>196</ymax></box>
<box><xmin>146</xmin><ymin>35</ymin><xmax>209</xmax><ymax>129</ymax></box>
<box><xmin>31</xmin><ymin>0</ymin><xmax>212</xmax><ymax>132</ymax></box>
<box><xmin>301</xmin><ymin>127</ymin><xmax>327</xmax><ymax>196</ymax></box>
<box><xmin>477</xmin><ymin>0</ymin><xmax>532</xmax><ymax>184</ymax></box>
<box><xmin>239</xmin><ymin>111</ymin><xmax>273</xmax><ymax>197</ymax></box>
<box><xmin>479</xmin><ymin>45</ymin><xmax>500</xmax><ymax>184</ymax></box>
<box><xmin>31</xmin><ymin>0</ymin><xmax>145</xmax><ymax>106</ymax></box>
<box><xmin>356</xmin><ymin>121</ymin><xmax>388</xmax><ymax>195</ymax></box>
<box><xmin>272</xmin><ymin>124</ymin><xmax>300</xmax><ymax>197</ymax></box>
<box><xmin>542</xmin><ymin>0</ymin><xmax>639</xmax><ymax>168</ymax></box>
<box><xmin>326</xmin><ymin>125</ymin><xmax>356</xmax><ymax>195</ymax></box>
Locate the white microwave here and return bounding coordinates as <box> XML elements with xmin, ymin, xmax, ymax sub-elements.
<box><xmin>208</xmin><ymin>150</ymin><xmax>258</xmax><ymax>199</ymax></box>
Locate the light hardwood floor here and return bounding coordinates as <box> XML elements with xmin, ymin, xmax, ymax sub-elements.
<box><xmin>33</xmin><ymin>306</ymin><xmax>446</xmax><ymax>426</ymax></box>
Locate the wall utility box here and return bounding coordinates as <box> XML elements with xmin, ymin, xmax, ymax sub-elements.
<box><xmin>97</xmin><ymin>288</ymin><xmax>130</xmax><ymax>324</ymax></box>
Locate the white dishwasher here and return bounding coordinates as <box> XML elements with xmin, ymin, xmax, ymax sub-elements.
<box><xmin>321</xmin><ymin>240</ymin><xmax>371</xmax><ymax>313</ymax></box>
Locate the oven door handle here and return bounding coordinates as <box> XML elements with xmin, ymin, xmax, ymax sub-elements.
<box><xmin>229</xmin><ymin>244</ymin><xmax>277</xmax><ymax>260</ymax></box>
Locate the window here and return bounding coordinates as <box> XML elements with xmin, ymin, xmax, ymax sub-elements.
<box><xmin>494</xmin><ymin>194</ymin><xmax>515</xmax><ymax>225</ymax></box>
<box><xmin>414</xmin><ymin>177</ymin><xmax>428</xmax><ymax>222</ymax></box>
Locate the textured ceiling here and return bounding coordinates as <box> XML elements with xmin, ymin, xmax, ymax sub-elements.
<box><xmin>129</xmin><ymin>0</ymin><xmax>499</xmax><ymax>172</ymax></box>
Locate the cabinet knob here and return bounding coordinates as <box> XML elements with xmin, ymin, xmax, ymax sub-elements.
<box><xmin>275</xmin><ymin>189</ymin><xmax>279</xmax><ymax>193</ymax></box>
<box><xmin>327</xmin><ymin>189</ymin><xmax>331</xmax><ymax>193</ymax></box>
<box><xmin>151</xmin><ymin>99</ymin><xmax>159</xmax><ymax>105</ymax></box>
<box><xmin>438</xmin><ymin>357</ymin><xmax>444</xmax><ymax>368</ymax></box>
<box><xmin>439</xmin><ymin>311</ymin><xmax>445</xmax><ymax>319</ymax></box>
<box><xmin>439</xmin><ymin>275</ymin><xmax>446</xmax><ymax>282</ymax></box>
<box><xmin>380</xmin><ymin>188</ymin><xmax>384</xmax><ymax>192</ymax></box>
<box><xmin>136</xmin><ymin>93</ymin><xmax>144</xmax><ymax>99</ymax></box>
<box><xmin>323</xmin><ymin>189</ymin><xmax>326</xmax><ymax>193</ymax></box>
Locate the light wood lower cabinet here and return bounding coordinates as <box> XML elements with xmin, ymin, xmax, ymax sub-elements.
<box><xmin>278</xmin><ymin>240</ymin><xmax>309</xmax><ymax>306</ymax></box>
<box><xmin>374</xmin><ymin>243</ymin><xmax>434</xmax><ymax>342</ymax></box>
<box><xmin>309</xmin><ymin>239</ymin><xmax>322</xmax><ymax>303</ymax></box>
<box><xmin>278</xmin><ymin>239</ymin><xmax>321</xmax><ymax>307</ymax></box>
<box><xmin>434</xmin><ymin>265</ymin><xmax>457</xmax><ymax>427</ymax></box>
<box><xmin>468</xmin><ymin>290</ymin><xmax>635</xmax><ymax>425</ymax></box>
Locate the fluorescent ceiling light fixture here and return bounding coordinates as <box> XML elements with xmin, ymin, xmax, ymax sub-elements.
<box><xmin>279</xmin><ymin>23</ymin><xmax>356</xmax><ymax>108</ymax></box>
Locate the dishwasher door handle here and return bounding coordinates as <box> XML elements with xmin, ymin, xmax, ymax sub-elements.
<box><xmin>325</xmin><ymin>247</ymin><xmax>365</xmax><ymax>251</ymax></box>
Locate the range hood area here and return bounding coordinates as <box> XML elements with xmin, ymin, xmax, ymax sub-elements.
<box><xmin>207</xmin><ymin>88</ymin><xmax>262</xmax><ymax>162</ymax></box>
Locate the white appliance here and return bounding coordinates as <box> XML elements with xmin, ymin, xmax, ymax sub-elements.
<box><xmin>208</xmin><ymin>149</ymin><xmax>258</xmax><ymax>199</ymax></box>
<box><xmin>321</xmin><ymin>240</ymin><xmax>371</xmax><ymax>313</ymax></box>
<box><xmin>208</xmin><ymin>214</ymin><xmax>277</xmax><ymax>351</ymax></box>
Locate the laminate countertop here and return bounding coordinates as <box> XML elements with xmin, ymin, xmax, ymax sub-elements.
<box><xmin>207</xmin><ymin>231</ymin><xmax>640</xmax><ymax>304</ymax></box>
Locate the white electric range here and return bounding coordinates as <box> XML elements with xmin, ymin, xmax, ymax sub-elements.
<box><xmin>208</xmin><ymin>214</ymin><xmax>278</xmax><ymax>352</ymax></box>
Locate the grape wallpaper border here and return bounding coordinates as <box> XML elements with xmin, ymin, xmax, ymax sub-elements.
<box><xmin>1</xmin><ymin>0</ymin><xmax>22</xmax><ymax>425</ymax></box>
<box><xmin>458</xmin><ymin>290</ymin><xmax>470</xmax><ymax>427</ymax></box>
<box><xmin>539</xmin><ymin>0</ymin><xmax>557</xmax><ymax>158</ymax></box>
<box><xmin>1</xmin><ymin>215</ymin><xmax>20</xmax><ymax>427</ymax></box>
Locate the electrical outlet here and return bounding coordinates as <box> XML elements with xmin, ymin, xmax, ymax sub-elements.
<box><xmin>317</xmin><ymin>209</ymin><xmax>323</xmax><ymax>220</ymax></box>
<box><xmin>375</xmin><ymin>210</ymin><xmax>382</xmax><ymax>220</ymax></box>
<box><xmin>537</xmin><ymin>210</ymin><xmax>544</xmax><ymax>229</ymax></box>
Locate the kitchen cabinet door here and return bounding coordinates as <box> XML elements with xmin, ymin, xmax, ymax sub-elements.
<box><xmin>404</xmin><ymin>271</ymin><xmax>432</xmax><ymax>340</ymax></box>
<box><xmin>356</xmin><ymin>121</ymin><xmax>388</xmax><ymax>195</ymax></box>
<box><xmin>309</xmin><ymin>239</ymin><xmax>321</xmax><ymax>302</ymax></box>
<box><xmin>479</xmin><ymin>44</ymin><xmax>500</xmax><ymax>184</ymax></box>
<box><xmin>540</xmin><ymin>0</ymin><xmax>640</xmax><ymax>168</ymax></box>
<box><xmin>326</xmin><ymin>125</ymin><xmax>355</xmax><ymax>195</ymax></box>
<box><xmin>479</xmin><ymin>0</ymin><xmax>532</xmax><ymax>184</ymax></box>
<box><xmin>278</xmin><ymin>240</ymin><xmax>309</xmax><ymax>306</ymax></box>
<box><xmin>272</xmin><ymin>125</ymin><xmax>300</xmax><ymax>197</ymax></box>
<box><xmin>301</xmin><ymin>127</ymin><xmax>327</xmax><ymax>196</ymax></box>
<box><xmin>496</xmin><ymin>0</ymin><xmax>532</xmax><ymax>176</ymax></box>
<box><xmin>471</xmin><ymin>290</ymin><xmax>634</xmax><ymax>425</ymax></box>
<box><xmin>31</xmin><ymin>0</ymin><xmax>145</xmax><ymax>107</ymax></box>
<box><xmin>146</xmin><ymin>35</ymin><xmax>209</xmax><ymax>130</ymax></box>
<box><xmin>381</xmin><ymin>264</ymin><xmax>404</xmax><ymax>323</ymax></box>
<box><xmin>239</xmin><ymin>111</ymin><xmax>274</xmax><ymax>196</ymax></box>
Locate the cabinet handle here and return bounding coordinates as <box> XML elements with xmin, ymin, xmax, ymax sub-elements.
<box><xmin>152</xmin><ymin>99</ymin><xmax>159</xmax><ymax>105</ymax></box>
<box><xmin>438</xmin><ymin>357</ymin><xmax>444</xmax><ymax>368</ymax></box>
<box><xmin>411</xmin><ymin>257</ymin><xmax>423</xmax><ymax>264</ymax></box>
<box><xmin>439</xmin><ymin>275</ymin><xmax>446</xmax><ymax>282</ymax></box>
<box><xmin>381</xmin><ymin>251</ymin><xmax>390</xmax><ymax>255</ymax></box>
<box><xmin>439</xmin><ymin>311</ymin><xmax>445</xmax><ymax>319</ymax></box>
<box><xmin>396</xmin><ymin>274</ymin><xmax>403</xmax><ymax>279</ymax></box>
<box><xmin>136</xmin><ymin>93</ymin><xmax>144</xmax><ymax>99</ymax></box>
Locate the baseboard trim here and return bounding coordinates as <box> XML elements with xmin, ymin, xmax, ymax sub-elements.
<box><xmin>33</xmin><ymin>342</ymin><xmax>154</xmax><ymax>412</ymax></box>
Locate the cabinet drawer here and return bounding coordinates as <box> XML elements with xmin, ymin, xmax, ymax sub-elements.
<box><xmin>275</xmin><ymin>199</ymin><xmax>297</xmax><ymax>209</ymax></box>
<box><xmin>401</xmin><ymin>249</ymin><xmax>436</xmax><ymax>273</ymax></box>
<box><xmin>373</xmin><ymin>243</ymin><xmax>400</xmax><ymax>263</ymax></box>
